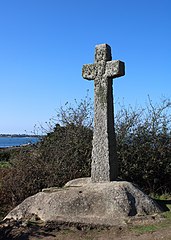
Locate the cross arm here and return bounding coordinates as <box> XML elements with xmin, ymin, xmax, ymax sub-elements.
<box><xmin>105</xmin><ymin>60</ymin><xmax>125</xmax><ymax>78</ymax></box>
<box><xmin>82</xmin><ymin>63</ymin><xmax>97</xmax><ymax>80</ymax></box>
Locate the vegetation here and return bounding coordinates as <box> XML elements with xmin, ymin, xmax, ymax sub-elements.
<box><xmin>0</xmin><ymin>95</ymin><xmax>93</xmax><ymax>215</ymax></box>
<box><xmin>0</xmin><ymin>150</ymin><xmax>11</xmax><ymax>162</ymax></box>
<box><xmin>131</xmin><ymin>203</ymin><xmax>171</xmax><ymax>234</ymax></box>
<box><xmin>0</xmin><ymin>95</ymin><xmax>171</xmax><ymax>218</ymax></box>
<box><xmin>116</xmin><ymin>96</ymin><xmax>171</xmax><ymax>194</ymax></box>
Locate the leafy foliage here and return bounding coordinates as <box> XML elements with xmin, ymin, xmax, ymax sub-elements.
<box><xmin>0</xmin><ymin>151</ymin><xmax>11</xmax><ymax>162</ymax></box>
<box><xmin>39</xmin><ymin>124</ymin><xmax>92</xmax><ymax>187</ymax></box>
<box><xmin>116</xmin><ymin>97</ymin><xmax>171</xmax><ymax>193</ymax></box>
<box><xmin>0</xmin><ymin>95</ymin><xmax>93</xmax><ymax>208</ymax></box>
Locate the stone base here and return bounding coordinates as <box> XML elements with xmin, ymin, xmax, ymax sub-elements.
<box><xmin>4</xmin><ymin>179</ymin><xmax>163</xmax><ymax>226</ymax></box>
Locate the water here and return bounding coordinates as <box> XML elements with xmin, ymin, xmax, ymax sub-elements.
<box><xmin>0</xmin><ymin>137</ymin><xmax>40</xmax><ymax>148</ymax></box>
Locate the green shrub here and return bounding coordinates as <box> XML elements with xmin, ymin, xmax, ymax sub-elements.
<box><xmin>0</xmin><ymin>95</ymin><xmax>93</xmax><ymax>207</ymax></box>
<box><xmin>0</xmin><ymin>151</ymin><xmax>10</xmax><ymax>162</ymax></box>
<box><xmin>0</xmin><ymin>147</ymin><xmax>46</xmax><ymax>206</ymax></box>
<box><xmin>116</xmin><ymin>97</ymin><xmax>171</xmax><ymax>194</ymax></box>
<box><xmin>39</xmin><ymin>124</ymin><xmax>92</xmax><ymax>187</ymax></box>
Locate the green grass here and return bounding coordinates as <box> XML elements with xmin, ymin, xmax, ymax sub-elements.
<box><xmin>131</xmin><ymin>224</ymin><xmax>158</xmax><ymax>234</ymax></box>
<box><xmin>162</xmin><ymin>204</ymin><xmax>171</xmax><ymax>221</ymax></box>
<box><xmin>131</xmin><ymin>196</ymin><xmax>171</xmax><ymax>234</ymax></box>
<box><xmin>0</xmin><ymin>161</ymin><xmax>11</xmax><ymax>168</ymax></box>
<box><xmin>131</xmin><ymin>218</ymin><xmax>171</xmax><ymax>235</ymax></box>
<box><xmin>150</xmin><ymin>193</ymin><xmax>171</xmax><ymax>201</ymax></box>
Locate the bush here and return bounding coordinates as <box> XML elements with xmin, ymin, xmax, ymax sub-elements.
<box><xmin>39</xmin><ymin>124</ymin><xmax>92</xmax><ymax>187</ymax></box>
<box><xmin>0</xmin><ymin>151</ymin><xmax>10</xmax><ymax>162</ymax></box>
<box><xmin>0</xmin><ymin>95</ymin><xmax>93</xmax><ymax>207</ymax></box>
<box><xmin>38</xmin><ymin>94</ymin><xmax>93</xmax><ymax>187</ymax></box>
<box><xmin>0</xmin><ymin>146</ymin><xmax>46</xmax><ymax>207</ymax></box>
<box><xmin>116</xmin><ymin>97</ymin><xmax>171</xmax><ymax>194</ymax></box>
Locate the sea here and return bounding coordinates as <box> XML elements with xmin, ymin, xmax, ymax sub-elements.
<box><xmin>0</xmin><ymin>137</ymin><xmax>40</xmax><ymax>148</ymax></box>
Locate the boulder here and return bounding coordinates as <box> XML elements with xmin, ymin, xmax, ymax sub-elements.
<box><xmin>5</xmin><ymin>180</ymin><xmax>163</xmax><ymax>226</ymax></box>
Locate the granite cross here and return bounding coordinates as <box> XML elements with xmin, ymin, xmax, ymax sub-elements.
<box><xmin>82</xmin><ymin>44</ymin><xmax>125</xmax><ymax>182</ymax></box>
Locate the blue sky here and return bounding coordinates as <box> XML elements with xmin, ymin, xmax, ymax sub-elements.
<box><xmin>0</xmin><ymin>0</ymin><xmax>171</xmax><ymax>134</ymax></box>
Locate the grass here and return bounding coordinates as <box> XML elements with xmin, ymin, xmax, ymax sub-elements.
<box><xmin>0</xmin><ymin>161</ymin><xmax>11</xmax><ymax>168</ymax></box>
<box><xmin>163</xmin><ymin>209</ymin><xmax>171</xmax><ymax>220</ymax></box>
<box><xmin>131</xmin><ymin>198</ymin><xmax>171</xmax><ymax>234</ymax></box>
<box><xmin>131</xmin><ymin>224</ymin><xmax>158</xmax><ymax>234</ymax></box>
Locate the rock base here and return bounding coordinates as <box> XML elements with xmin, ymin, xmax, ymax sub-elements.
<box><xmin>4</xmin><ymin>179</ymin><xmax>163</xmax><ymax>226</ymax></box>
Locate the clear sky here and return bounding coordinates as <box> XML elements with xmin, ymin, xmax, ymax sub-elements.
<box><xmin>0</xmin><ymin>0</ymin><xmax>171</xmax><ymax>134</ymax></box>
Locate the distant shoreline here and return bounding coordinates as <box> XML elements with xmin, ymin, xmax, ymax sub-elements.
<box><xmin>0</xmin><ymin>134</ymin><xmax>41</xmax><ymax>138</ymax></box>
<box><xmin>0</xmin><ymin>135</ymin><xmax>41</xmax><ymax>150</ymax></box>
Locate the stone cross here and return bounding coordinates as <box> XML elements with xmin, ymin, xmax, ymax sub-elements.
<box><xmin>82</xmin><ymin>44</ymin><xmax>125</xmax><ymax>182</ymax></box>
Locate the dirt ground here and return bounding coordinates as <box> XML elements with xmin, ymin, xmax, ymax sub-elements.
<box><xmin>28</xmin><ymin>225</ymin><xmax>171</xmax><ymax>240</ymax></box>
<box><xmin>1</xmin><ymin>219</ymin><xmax>171</xmax><ymax>240</ymax></box>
